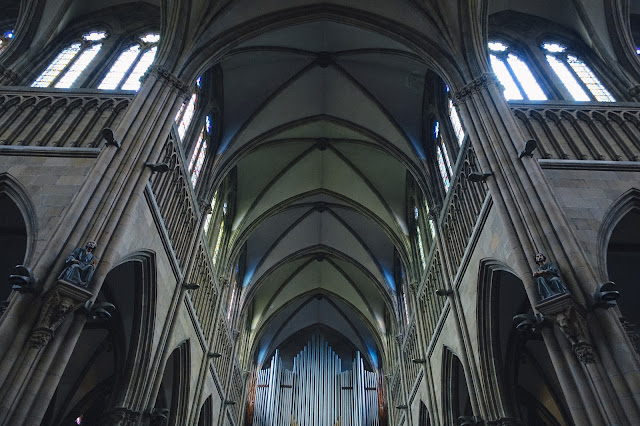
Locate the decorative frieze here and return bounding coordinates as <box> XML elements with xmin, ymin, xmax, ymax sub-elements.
<box><xmin>453</xmin><ymin>73</ymin><xmax>502</xmax><ymax>104</ymax></box>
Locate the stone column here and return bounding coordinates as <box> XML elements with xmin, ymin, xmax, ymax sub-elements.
<box><xmin>454</xmin><ymin>72</ymin><xmax>640</xmax><ymax>424</ymax></box>
<box><xmin>0</xmin><ymin>65</ymin><xmax>190</xmax><ymax>425</ymax></box>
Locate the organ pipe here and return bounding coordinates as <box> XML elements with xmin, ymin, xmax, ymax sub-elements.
<box><xmin>252</xmin><ymin>335</ymin><xmax>380</xmax><ymax>425</ymax></box>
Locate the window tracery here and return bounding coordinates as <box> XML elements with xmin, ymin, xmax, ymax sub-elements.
<box><xmin>415</xmin><ymin>206</ymin><xmax>426</xmax><ymax>270</ymax></box>
<box><xmin>0</xmin><ymin>30</ymin><xmax>14</xmax><ymax>53</ymax></box>
<box><xmin>542</xmin><ymin>42</ymin><xmax>615</xmax><ymax>102</ymax></box>
<box><xmin>99</xmin><ymin>33</ymin><xmax>159</xmax><ymax>91</ymax></box>
<box><xmin>176</xmin><ymin>93</ymin><xmax>197</xmax><ymax>140</ymax></box>
<box><xmin>488</xmin><ymin>40</ymin><xmax>547</xmax><ymax>101</ymax></box>
<box><xmin>32</xmin><ymin>31</ymin><xmax>107</xmax><ymax>88</ymax></box>
<box><xmin>189</xmin><ymin>117</ymin><xmax>211</xmax><ymax>187</ymax></box>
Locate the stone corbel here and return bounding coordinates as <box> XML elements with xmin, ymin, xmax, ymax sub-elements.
<box><xmin>628</xmin><ymin>85</ymin><xmax>640</xmax><ymax>101</ymax></box>
<box><xmin>28</xmin><ymin>280</ymin><xmax>92</xmax><ymax>349</ymax></box>
<box><xmin>100</xmin><ymin>407</ymin><xmax>142</xmax><ymax>425</ymax></box>
<box><xmin>535</xmin><ymin>293</ymin><xmax>595</xmax><ymax>364</ymax></box>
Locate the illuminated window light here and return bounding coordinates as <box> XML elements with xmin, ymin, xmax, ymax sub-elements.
<box><xmin>542</xmin><ymin>42</ymin><xmax>566</xmax><ymax>53</ymax></box>
<box><xmin>489</xmin><ymin>54</ymin><xmax>523</xmax><ymax>100</ymax></box>
<box><xmin>545</xmin><ymin>55</ymin><xmax>590</xmax><ymax>101</ymax></box>
<box><xmin>414</xmin><ymin>206</ymin><xmax>419</xmax><ymax>220</ymax></box>
<box><xmin>441</xmin><ymin>143</ymin><xmax>453</xmax><ymax>175</ymax></box>
<box><xmin>448</xmin><ymin>100</ymin><xmax>465</xmax><ymax>144</ymax></box>
<box><xmin>437</xmin><ymin>146</ymin><xmax>450</xmax><ymax>192</ymax></box>
<box><xmin>98</xmin><ymin>45</ymin><xmax>141</xmax><ymax>90</ymax></box>
<box><xmin>488</xmin><ymin>41</ymin><xmax>508</xmax><ymax>52</ymax></box>
<box><xmin>82</xmin><ymin>31</ymin><xmax>106</xmax><ymax>41</ymax></box>
<box><xmin>140</xmin><ymin>33</ymin><xmax>160</xmax><ymax>43</ymax></box>
<box><xmin>121</xmin><ymin>46</ymin><xmax>157</xmax><ymax>91</ymax></box>
<box><xmin>212</xmin><ymin>221</ymin><xmax>225</xmax><ymax>265</ymax></box>
<box><xmin>55</xmin><ymin>43</ymin><xmax>102</xmax><ymax>88</ymax></box>
<box><xmin>506</xmin><ymin>54</ymin><xmax>547</xmax><ymax>100</ymax></box>
<box><xmin>417</xmin><ymin>226</ymin><xmax>426</xmax><ymax>269</ymax></box>
<box><xmin>177</xmin><ymin>93</ymin><xmax>197</xmax><ymax>140</ymax></box>
<box><xmin>32</xmin><ymin>43</ymin><xmax>82</xmax><ymax>87</ymax></box>
<box><xmin>434</xmin><ymin>121</ymin><xmax>440</xmax><ymax>139</ymax></box>
<box><xmin>566</xmin><ymin>55</ymin><xmax>615</xmax><ymax>102</ymax></box>
<box><xmin>205</xmin><ymin>115</ymin><xmax>212</xmax><ymax>133</ymax></box>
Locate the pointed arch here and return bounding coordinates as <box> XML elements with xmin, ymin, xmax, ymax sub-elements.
<box><xmin>0</xmin><ymin>172</ymin><xmax>37</xmax><ymax>265</ymax></box>
<box><xmin>597</xmin><ymin>188</ymin><xmax>640</xmax><ymax>280</ymax></box>
<box><xmin>155</xmin><ymin>340</ymin><xmax>191</xmax><ymax>426</ymax></box>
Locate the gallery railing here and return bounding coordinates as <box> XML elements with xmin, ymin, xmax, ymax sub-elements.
<box><xmin>0</xmin><ymin>88</ymin><xmax>133</xmax><ymax>147</ymax></box>
<box><xmin>401</xmin><ymin>319</ymin><xmax>422</xmax><ymax>392</ymax></box>
<box><xmin>511</xmin><ymin>101</ymin><xmax>640</xmax><ymax>162</ymax></box>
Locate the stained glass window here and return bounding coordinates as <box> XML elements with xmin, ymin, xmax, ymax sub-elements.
<box><xmin>32</xmin><ymin>31</ymin><xmax>107</xmax><ymax>88</ymax></box>
<box><xmin>448</xmin><ymin>100</ymin><xmax>466</xmax><ymax>144</ymax></box>
<box><xmin>437</xmin><ymin>146</ymin><xmax>450</xmax><ymax>192</ymax></box>
<box><xmin>417</xmin><ymin>225</ymin><xmax>426</xmax><ymax>269</ymax></box>
<box><xmin>121</xmin><ymin>46</ymin><xmax>157</xmax><ymax>91</ymax></box>
<box><xmin>425</xmin><ymin>201</ymin><xmax>436</xmax><ymax>238</ymax></box>
<box><xmin>189</xmin><ymin>127</ymin><xmax>207</xmax><ymax>187</ymax></box>
<box><xmin>543</xmin><ymin>41</ymin><xmax>615</xmax><ymax>102</ymax></box>
<box><xmin>636</xmin><ymin>47</ymin><xmax>640</xmax><ymax>56</ymax></box>
<box><xmin>228</xmin><ymin>285</ymin><xmax>237</xmax><ymax>320</ymax></box>
<box><xmin>99</xmin><ymin>33</ymin><xmax>159</xmax><ymax>91</ymax></box>
<box><xmin>212</xmin><ymin>221</ymin><xmax>225</xmax><ymax>265</ymax></box>
<box><xmin>176</xmin><ymin>93</ymin><xmax>197</xmax><ymax>140</ymax></box>
<box><xmin>488</xmin><ymin>41</ymin><xmax>547</xmax><ymax>101</ymax></box>
<box><xmin>403</xmin><ymin>282</ymin><xmax>411</xmax><ymax>324</ymax></box>
<box><xmin>434</xmin><ymin>121</ymin><xmax>440</xmax><ymax>139</ymax></box>
<box><xmin>441</xmin><ymin>143</ymin><xmax>453</xmax><ymax>175</ymax></box>
<box><xmin>0</xmin><ymin>30</ymin><xmax>14</xmax><ymax>53</ymax></box>
<box><xmin>98</xmin><ymin>45</ymin><xmax>140</xmax><ymax>89</ymax></box>
<box><xmin>204</xmin><ymin>191</ymin><xmax>218</xmax><ymax>235</ymax></box>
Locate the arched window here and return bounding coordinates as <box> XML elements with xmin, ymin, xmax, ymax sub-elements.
<box><xmin>434</xmin><ymin>121</ymin><xmax>451</xmax><ymax>192</ymax></box>
<box><xmin>415</xmin><ymin>206</ymin><xmax>426</xmax><ymax>270</ymax></box>
<box><xmin>175</xmin><ymin>92</ymin><xmax>198</xmax><ymax>141</ymax></box>
<box><xmin>446</xmin><ymin>87</ymin><xmax>466</xmax><ymax>144</ymax></box>
<box><xmin>488</xmin><ymin>41</ymin><xmax>547</xmax><ymax>101</ymax></box>
<box><xmin>542</xmin><ymin>41</ymin><xmax>615</xmax><ymax>102</ymax></box>
<box><xmin>32</xmin><ymin>31</ymin><xmax>107</xmax><ymax>88</ymax></box>
<box><xmin>188</xmin><ymin>116</ymin><xmax>211</xmax><ymax>187</ymax></box>
<box><xmin>212</xmin><ymin>220</ymin><xmax>225</xmax><ymax>266</ymax></box>
<box><xmin>204</xmin><ymin>190</ymin><xmax>218</xmax><ymax>235</ymax></box>
<box><xmin>0</xmin><ymin>30</ymin><xmax>14</xmax><ymax>54</ymax></box>
<box><xmin>98</xmin><ymin>33</ymin><xmax>159</xmax><ymax>91</ymax></box>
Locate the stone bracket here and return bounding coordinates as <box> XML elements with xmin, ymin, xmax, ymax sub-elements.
<box><xmin>28</xmin><ymin>280</ymin><xmax>92</xmax><ymax>349</ymax></box>
<box><xmin>535</xmin><ymin>293</ymin><xmax>595</xmax><ymax>363</ymax></box>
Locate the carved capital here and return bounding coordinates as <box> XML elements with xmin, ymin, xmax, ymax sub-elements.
<box><xmin>409</xmin><ymin>281</ymin><xmax>419</xmax><ymax>294</ymax></box>
<box><xmin>141</xmin><ymin>65</ymin><xmax>190</xmax><ymax>95</ymax></box>
<box><xmin>394</xmin><ymin>334</ymin><xmax>404</xmax><ymax>344</ymax></box>
<box><xmin>619</xmin><ymin>317</ymin><xmax>640</xmax><ymax>355</ymax></box>
<box><xmin>536</xmin><ymin>294</ymin><xmax>594</xmax><ymax>362</ymax></box>
<box><xmin>28</xmin><ymin>280</ymin><xmax>92</xmax><ymax>349</ymax></box>
<box><xmin>0</xmin><ymin>65</ymin><xmax>19</xmax><ymax>84</ymax></box>
<box><xmin>453</xmin><ymin>73</ymin><xmax>502</xmax><ymax>104</ymax></box>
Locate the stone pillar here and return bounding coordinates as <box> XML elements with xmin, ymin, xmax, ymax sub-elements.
<box><xmin>453</xmin><ymin>72</ymin><xmax>640</xmax><ymax>424</ymax></box>
<box><xmin>0</xmin><ymin>65</ymin><xmax>190</xmax><ymax>425</ymax></box>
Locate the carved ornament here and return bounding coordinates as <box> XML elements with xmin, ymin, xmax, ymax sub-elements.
<box><xmin>453</xmin><ymin>73</ymin><xmax>502</xmax><ymax>105</ymax></box>
<box><xmin>0</xmin><ymin>65</ymin><xmax>19</xmax><ymax>83</ymax></box>
<box><xmin>628</xmin><ymin>85</ymin><xmax>640</xmax><ymax>99</ymax></box>
<box><xmin>535</xmin><ymin>293</ymin><xmax>595</xmax><ymax>364</ymax></box>
<box><xmin>28</xmin><ymin>280</ymin><xmax>92</xmax><ymax>349</ymax></box>
<box><xmin>140</xmin><ymin>65</ymin><xmax>190</xmax><ymax>94</ymax></box>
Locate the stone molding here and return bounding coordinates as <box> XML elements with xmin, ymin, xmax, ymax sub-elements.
<box><xmin>628</xmin><ymin>85</ymin><xmax>640</xmax><ymax>99</ymax></box>
<box><xmin>28</xmin><ymin>280</ymin><xmax>92</xmax><ymax>349</ymax></box>
<box><xmin>535</xmin><ymin>294</ymin><xmax>595</xmax><ymax>364</ymax></box>
<box><xmin>453</xmin><ymin>73</ymin><xmax>502</xmax><ymax>104</ymax></box>
<box><xmin>141</xmin><ymin>65</ymin><xmax>190</xmax><ymax>95</ymax></box>
<box><xmin>0</xmin><ymin>65</ymin><xmax>19</xmax><ymax>84</ymax></box>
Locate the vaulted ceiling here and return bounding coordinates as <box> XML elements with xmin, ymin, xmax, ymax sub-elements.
<box><xmin>211</xmin><ymin>20</ymin><xmax>434</xmax><ymax>369</ymax></box>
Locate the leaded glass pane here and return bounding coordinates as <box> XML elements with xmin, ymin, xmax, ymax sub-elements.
<box><xmin>140</xmin><ymin>33</ymin><xmax>160</xmax><ymax>43</ymax></box>
<box><xmin>545</xmin><ymin>55</ymin><xmax>590</xmax><ymax>101</ymax></box>
<box><xmin>121</xmin><ymin>46</ymin><xmax>157</xmax><ymax>91</ymax></box>
<box><xmin>212</xmin><ymin>221</ymin><xmax>225</xmax><ymax>265</ymax></box>
<box><xmin>190</xmin><ymin>139</ymin><xmax>207</xmax><ymax>186</ymax></box>
<box><xmin>488</xmin><ymin>41</ymin><xmax>508</xmax><ymax>52</ymax></box>
<box><xmin>55</xmin><ymin>43</ymin><xmax>102</xmax><ymax>88</ymax></box>
<box><xmin>414</xmin><ymin>206</ymin><xmax>419</xmax><ymax>220</ymax></box>
<box><xmin>506</xmin><ymin>54</ymin><xmax>547</xmax><ymax>100</ymax></box>
<box><xmin>489</xmin><ymin>54</ymin><xmax>523</xmax><ymax>100</ymax></box>
<box><xmin>437</xmin><ymin>146</ymin><xmax>450</xmax><ymax>192</ymax></box>
<box><xmin>448</xmin><ymin>100</ymin><xmax>465</xmax><ymax>144</ymax></box>
<box><xmin>542</xmin><ymin>42</ymin><xmax>566</xmax><ymax>53</ymax></box>
<box><xmin>177</xmin><ymin>94</ymin><xmax>197</xmax><ymax>140</ymax></box>
<box><xmin>416</xmin><ymin>226</ymin><xmax>426</xmax><ymax>269</ymax></box>
<box><xmin>205</xmin><ymin>115</ymin><xmax>212</xmax><ymax>133</ymax></box>
<box><xmin>434</xmin><ymin>121</ymin><xmax>440</xmax><ymax>139</ymax></box>
<box><xmin>189</xmin><ymin>128</ymin><xmax>205</xmax><ymax>171</ymax></box>
<box><xmin>566</xmin><ymin>55</ymin><xmax>615</xmax><ymax>102</ymax></box>
<box><xmin>98</xmin><ymin>45</ymin><xmax>141</xmax><ymax>90</ymax></box>
<box><xmin>428</xmin><ymin>219</ymin><xmax>436</xmax><ymax>238</ymax></box>
<box><xmin>441</xmin><ymin>143</ymin><xmax>453</xmax><ymax>175</ymax></box>
<box><xmin>82</xmin><ymin>31</ymin><xmax>106</xmax><ymax>41</ymax></box>
<box><xmin>32</xmin><ymin>43</ymin><xmax>82</xmax><ymax>87</ymax></box>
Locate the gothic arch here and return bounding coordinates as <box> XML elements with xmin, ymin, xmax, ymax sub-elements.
<box><xmin>597</xmin><ymin>187</ymin><xmax>640</xmax><ymax>280</ymax></box>
<box><xmin>154</xmin><ymin>339</ymin><xmax>191</xmax><ymax>426</ymax></box>
<box><xmin>197</xmin><ymin>394</ymin><xmax>213</xmax><ymax>426</ymax></box>
<box><xmin>441</xmin><ymin>346</ymin><xmax>472</xmax><ymax>426</ymax></box>
<box><xmin>0</xmin><ymin>172</ymin><xmax>37</xmax><ymax>266</ymax></box>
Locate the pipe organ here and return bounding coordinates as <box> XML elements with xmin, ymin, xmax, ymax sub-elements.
<box><xmin>252</xmin><ymin>335</ymin><xmax>380</xmax><ymax>425</ymax></box>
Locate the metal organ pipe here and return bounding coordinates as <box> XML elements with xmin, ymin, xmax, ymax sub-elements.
<box><xmin>252</xmin><ymin>335</ymin><xmax>379</xmax><ymax>425</ymax></box>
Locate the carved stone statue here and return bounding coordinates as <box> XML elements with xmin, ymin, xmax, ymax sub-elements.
<box><xmin>58</xmin><ymin>241</ymin><xmax>98</xmax><ymax>287</ymax></box>
<box><xmin>533</xmin><ymin>253</ymin><xmax>568</xmax><ymax>301</ymax></box>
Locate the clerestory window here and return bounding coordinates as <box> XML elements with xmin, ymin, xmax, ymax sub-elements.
<box><xmin>488</xmin><ymin>41</ymin><xmax>547</xmax><ymax>101</ymax></box>
<box><xmin>98</xmin><ymin>33</ymin><xmax>159</xmax><ymax>91</ymax></box>
<box><xmin>188</xmin><ymin>116</ymin><xmax>211</xmax><ymax>187</ymax></box>
<box><xmin>542</xmin><ymin>41</ymin><xmax>615</xmax><ymax>102</ymax></box>
<box><xmin>175</xmin><ymin>92</ymin><xmax>198</xmax><ymax>141</ymax></box>
<box><xmin>434</xmin><ymin>121</ymin><xmax>452</xmax><ymax>192</ymax></box>
<box><xmin>0</xmin><ymin>30</ymin><xmax>14</xmax><ymax>54</ymax></box>
<box><xmin>415</xmin><ymin>206</ymin><xmax>426</xmax><ymax>270</ymax></box>
<box><xmin>32</xmin><ymin>31</ymin><xmax>107</xmax><ymax>88</ymax></box>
